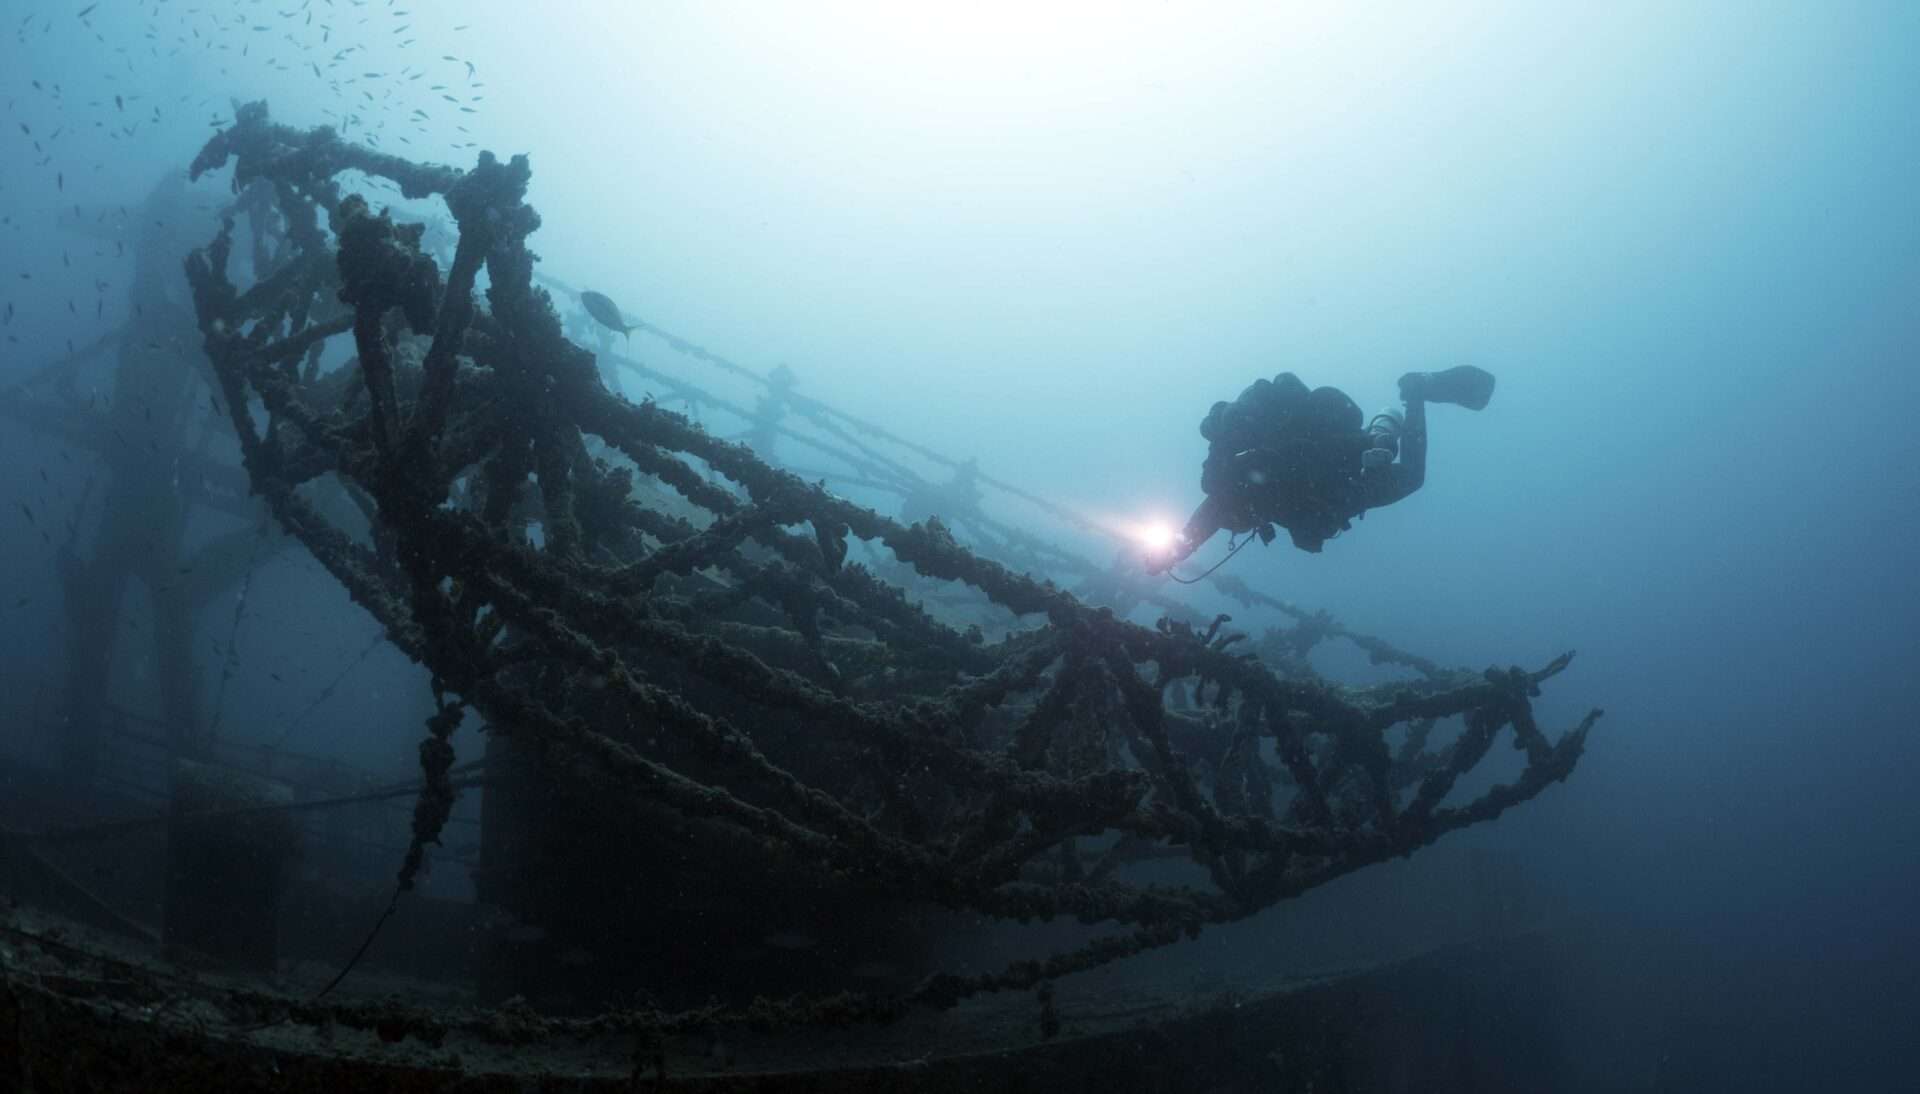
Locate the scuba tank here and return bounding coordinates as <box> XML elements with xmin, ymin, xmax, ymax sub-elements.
<box><xmin>1196</xmin><ymin>372</ymin><xmax>1368</xmax><ymax>549</ymax></box>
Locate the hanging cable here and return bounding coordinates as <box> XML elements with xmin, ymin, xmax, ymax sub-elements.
<box><xmin>1167</xmin><ymin>533</ymin><xmax>1254</xmax><ymax>585</ymax></box>
<box><xmin>269</xmin><ymin>629</ymin><xmax>387</xmax><ymax>749</ymax></box>
<box><xmin>204</xmin><ymin>518</ymin><xmax>273</xmax><ymax>745</ymax></box>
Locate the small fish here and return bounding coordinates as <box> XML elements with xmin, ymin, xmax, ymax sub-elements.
<box><xmin>580</xmin><ymin>290</ymin><xmax>638</xmax><ymax>338</ymax></box>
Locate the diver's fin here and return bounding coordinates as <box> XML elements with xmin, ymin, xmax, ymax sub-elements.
<box><xmin>1419</xmin><ymin>365</ymin><xmax>1495</xmax><ymax>410</ymax></box>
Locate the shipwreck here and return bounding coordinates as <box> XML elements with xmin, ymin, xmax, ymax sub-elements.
<box><xmin>0</xmin><ymin>102</ymin><xmax>1598</xmax><ymax>1091</ymax></box>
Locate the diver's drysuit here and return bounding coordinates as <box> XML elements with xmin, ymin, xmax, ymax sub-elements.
<box><xmin>1151</xmin><ymin>365</ymin><xmax>1495</xmax><ymax>571</ymax></box>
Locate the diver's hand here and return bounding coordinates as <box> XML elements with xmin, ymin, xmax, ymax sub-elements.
<box><xmin>1142</xmin><ymin>533</ymin><xmax>1198</xmax><ymax>575</ymax></box>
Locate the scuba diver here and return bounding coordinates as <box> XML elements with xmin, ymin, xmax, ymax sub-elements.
<box><xmin>1146</xmin><ymin>365</ymin><xmax>1496</xmax><ymax>575</ymax></box>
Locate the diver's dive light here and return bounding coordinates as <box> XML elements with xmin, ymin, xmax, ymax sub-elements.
<box><xmin>1136</xmin><ymin>519</ymin><xmax>1195</xmax><ymax>576</ymax></box>
<box><xmin>1136</xmin><ymin>520</ymin><xmax>1178</xmax><ymax>555</ymax></box>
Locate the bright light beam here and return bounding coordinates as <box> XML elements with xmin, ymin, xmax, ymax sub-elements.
<box><xmin>1134</xmin><ymin>519</ymin><xmax>1178</xmax><ymax>554</ymax></box>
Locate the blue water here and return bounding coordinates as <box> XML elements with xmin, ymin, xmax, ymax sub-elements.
<box><xmin>2</xmin><ymin>3</ymin><xmax>1916</xmax><ymax>1089</ymax></box>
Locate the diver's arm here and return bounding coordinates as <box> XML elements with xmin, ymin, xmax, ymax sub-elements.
<box><xmin>1180</xmin><ymin>494</ymin><xmax>1232</xmax><ymax>553</ymax></box>
<box><xmin>1147</xmin><ymin>496</ymin><xmax>1229</xmax><ymax>573</ymax></box>
<box><xmin>1360</xmin><ymin>394</ymin><xmax>1427</xmax><ymax>509</ymax></box>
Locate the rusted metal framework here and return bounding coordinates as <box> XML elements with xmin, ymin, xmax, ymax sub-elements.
<box><xmin>181</xmin><ymin>100</ymin><xmax>1597</xmax><ymax>1031</ymax></box>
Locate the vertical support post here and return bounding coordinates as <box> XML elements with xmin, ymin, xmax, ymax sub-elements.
<box><xmin>163</xmin><ymin>760</ymin><xmax>299</xmax><ymax>972</ymax></box>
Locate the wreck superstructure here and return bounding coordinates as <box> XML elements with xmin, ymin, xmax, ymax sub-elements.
<box><xmin>0</xmin><ymin>100</ymin><xmax>1597</xmax><ymax>1087</ymax></box>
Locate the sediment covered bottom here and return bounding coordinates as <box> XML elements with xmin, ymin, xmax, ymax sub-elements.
<box><xmin>1</xmin><ymin>903</ymin><xmax>1562</xmax><ymax>1093</ymax></box>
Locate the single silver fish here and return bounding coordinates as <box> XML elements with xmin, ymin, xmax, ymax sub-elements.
<box><xmin>579</xmin><ymin>290</ymin><xmax>638</xmax><ymax>338</ymax></box>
